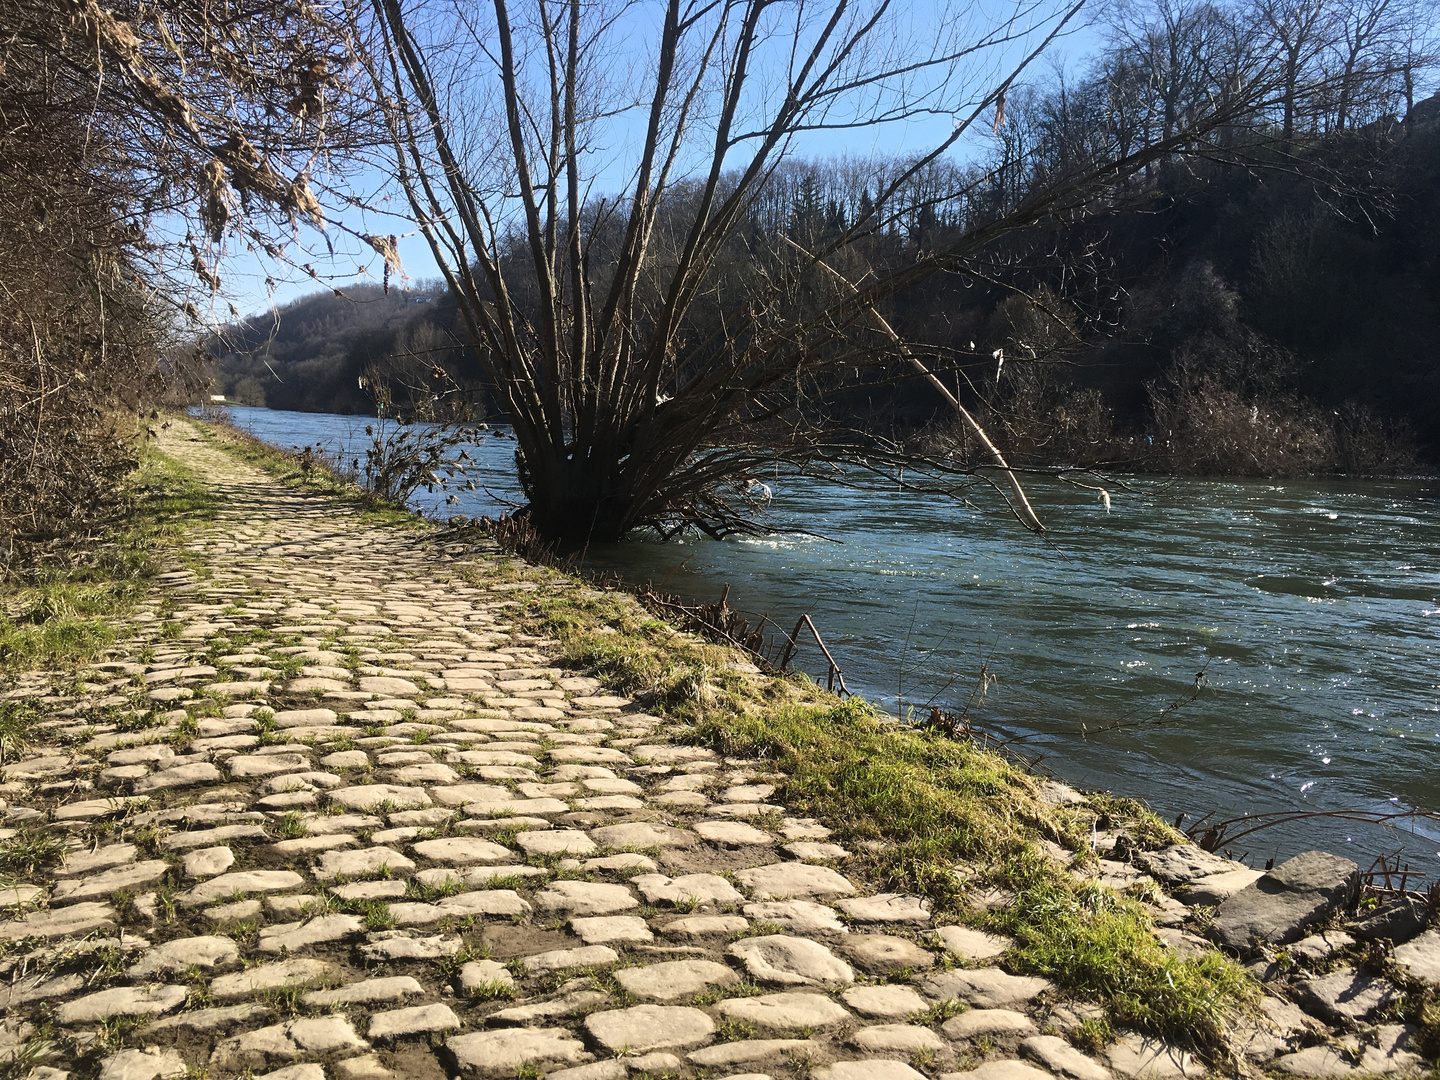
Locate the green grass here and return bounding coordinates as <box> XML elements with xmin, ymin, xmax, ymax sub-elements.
<box><xmin>0</xmin><ymin>828</ymin><xmax>68</xmax><ymax>874</ymax></box>
<box><xmin>0</xmin><ymin>444</ymin><xmax>216</xmax><ymax>672</ymax></box>
<box><xmin>691</xmin><ymin>698</ymin><xmax>1259</xmax><ymax>1059</ymax></box>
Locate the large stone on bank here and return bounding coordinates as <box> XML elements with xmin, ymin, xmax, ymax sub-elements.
<box><xmin>584</xmin><ymin>1005</ymin><xmax>715</xmax><ymax>1052</ymax></box>
<box><xmin>1137</xmin><ymin>844</ymin><xmax>1246</xmax><ymax>886</ymax></box>
<box><xmin>1179</xmin><ymin>868</ymin><xmax>1266</xmax><ymax>907</ymax></box>
<box><xmin>446</xmin><ymin>1029</ymin><xmax>588</xmax><ymax>1076</ymax></box>
<box><xmin>1392</xmin><ymin>928</ymin><xmax>1440</xmax><ymax>982</ymax></box>
<box><xmin>729</xmin><ymin>935</ymin><xmax>855</xmax><ymax>986</ymax></box>
<box><xmin>1351</xmin><ymin>899</ymin><xmax>1429</xmax><ymax>944</ymax></box>
<box><xmin>1209</xmin><ymin>851</ymin><xmax>1359</xmax><ymax>954</ymax></box>
<box><xmin>1294</xmin><ymin>968</ymin><xmax>1399</xmax><ymax>1024</ymax></box>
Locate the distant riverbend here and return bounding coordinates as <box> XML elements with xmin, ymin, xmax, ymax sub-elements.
<box><xmin>216</xmin><ymin>406</ymin><xmax>1440</xmax><ymax>868</ymax></box>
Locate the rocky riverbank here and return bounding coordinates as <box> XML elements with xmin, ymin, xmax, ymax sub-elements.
<box><xmin>0</xmin><ymin>418</ymin><xmax>1434</xmax><ymax>1080</ymax></box>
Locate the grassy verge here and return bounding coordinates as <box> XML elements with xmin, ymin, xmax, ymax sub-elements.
<box><xmin>464</xmin><ymin>554</ymin><xmax>1260</xmax><ymax>1060</ymax></box>
<box><xmin>189</xmin><ymin>412</ymin><xmax>425</xmax><ymax>529</ymax></box>
<box><xmin>0</xmin><ymin>443</ymin><xmax>216</xmax><ymax>674</ymax></box>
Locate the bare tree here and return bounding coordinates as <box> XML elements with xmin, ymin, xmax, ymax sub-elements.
<box><xmin>358</xmin><ymin>0</ymin><xmax>1277</xmax><ymax>544</ymax></box>
<box><xmin>1250</xmin><ymin>0</ymin><xmax>1332</xmax><ymax>138</ymax></box>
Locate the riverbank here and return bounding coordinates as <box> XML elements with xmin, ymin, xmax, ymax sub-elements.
<box><xmin>0</xmin><ymin>417</ymin><xmax>1432</xmax><ymax>1080</ymax></box>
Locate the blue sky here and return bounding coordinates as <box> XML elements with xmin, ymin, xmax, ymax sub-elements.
<box><xmin>216</xmin><ymin>0</ymin><xmax>1107</xmax><ymax>320</ymax></box>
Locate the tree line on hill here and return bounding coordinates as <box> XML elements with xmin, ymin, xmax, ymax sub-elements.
<box><xmin>5</xmin><ymin>0</ymin><xmax>1438</xmax><ymax>561</ymax></box>
<box><xmin>212</xmin><ymin>0</ymin><xmax>1440</xmax><ymax>479</ymax></box>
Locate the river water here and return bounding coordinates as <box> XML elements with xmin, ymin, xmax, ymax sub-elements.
<box><xmin>214</xmin><ymin>407</ymin><xmax>1440</xmax><ymax>870</ymax></box>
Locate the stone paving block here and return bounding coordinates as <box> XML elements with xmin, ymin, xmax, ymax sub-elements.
<box><xmin>445</xmin><ymin>1028</ymin><xmax>589</xmax><ymax>1076</ymax></box>
<box><xmin>369</xmin><ymin>1002</ymin><xmax>462</xmax><ymax>1039</ymax></box>
<box><xmin>589</xmin><ymin>822</ymin><xmax>696</xmax><ymax>848</ymax></box>
<box><xmin>714</xmin><ymin>991</ymin><xmax>853</xmax><ymax>1030</ymax></box>
<box><xmin>814</xmin><ymin>1062</ymin><xmax>929</xmax><ymax>1080</ymax></box>
<box><xmin>516</xmin><ymin>830</ymin><xmax>598</xmax><ymax>856</ymax></box>
<box><xmin>742</xmin><ymin>900</ymin><xmax>847</xmax><ymax>933</ymax></box>
<box><xmin>614</xmin><ymin>959</ymin><xmax>740</xmax><ymax>1000</ymax></box>
<box><xmin>522</xmin><ymin>944</ymin><xmax>620</xmax><ymax>973</ymax></box>
<box><xmin>182</xmin><ymin>870</ymin><xmax>306</xmax><ymax>906</ymax></box>
<box><xmin>329</xmin><ymin>784</ymin><xmax>433</xmax><ymax>810</ymax></box>
<box><xmin>835</xmin><ymin>893</ymin><xmax>931</xmax><ymax>923</ymax></box>
<box><xmin>918</xmin><ymin>968</ymin><xmax>1054</xmax><ymax>1009</ymax></box>
<box><xmin>585</xmin><ymin>1004</ymin><xmax>716</xmax><ymax>1051</ymax></box>
<box><xmin>211</xmin><ymin>1015</ymin><xmax>369</xmax><ymax>1070</ymax></box>
<box><xmin>730</xmin><ymin>935</ymin><xmax>855</xmax><ymax>986</ymax></box>
<box><xmin>57</xmin><ymin>984</ymin><xmax>186</xmax><ymax>1024</ymax></box>
<box><xmin>534</xmin><ymin>880</ymin><xmax>638</xmax><ymax>914</ymax></box>
<box><xmin>843</xmin><ymin>933</ymin><xmax>936</xmax><ymax>974</ymax></box>
<box><xmin>313</xmin><ymin>845</ymin><xmax>416</xmax><ymax>880</ymax></box>
<box><xmin>735</xmin><ymin>863</ymin><xmax>857</xmax><ymax>899</ymax></box>
<box><xmin>850</xmin><ymin>1023</ymin><xmax>949</xmax><ymax>1053</ymax></box>
<box><xmin>412</xmin><ymin>836</ymin><xmax>514</xmax><ymax>864</ymax></box>
<box><xmin>933</xmin><ymin>925</ymin><xmax>1011</xmax><ymax>960</ymax></box>
<box><xmin>571</xmin><ymin>915</ymin><xmax>654</xmax><ymax>944</ymax></box>
<box><xmin>96</xmin><ymin>1048</ymin><xmax>188</xmax><ymax>1080</ymax></box>
<box><xmin>183</xmin><ymin>845</ymin><xmax>235</xmax><ymax>878</ymax></box>
<box><xmin>939</xmin><ymin>1062</ymin><xmax>1056</xmax><ymax>1080</ymax></box>
<box><xmin>842</xmin><ymin>984</ymin><xmax>930</xmax><ymax>1018</ymax></box>
<box><xmin>303</xmin><ymin>976</ymin><xmax>425</xmax><ymax>1007</ymax></box>
<box><xmin>257</xmin><ymin>913</ymin><xmax>365</xmax><ymax>952</ymax></box>
<box><xmin>0</xmin><ymin>900</ymin><xmax>115</xmax><ymax>940</ymax></box>
<box><xmin>944</xmin><ymin>1008</ymin><xmax>1040</xmax><ymax>1039</ymax></box>
<box><xmin>129</xmin><ymin>934</ymin><xmax>239</xmax><ymax>977</ymax></box>
<box><xmin>212</xmin><ymin>958</ymin><xmax>341</xmax><ymax>1000</ymax></box>
<box><xmin>1104</xmin><ymin>1035</ymin><xmax>1206</xmax><ymax>1079</ymax></box>
<box><xmin>51</xmin><ymin>860</ymin><xmax>169</xmax><ymax>904</ymax></box>
<box><xmin>1021</xmin><ymin>1035</ymin><xmax>1113</xmax><ymax>1080</ymax></box>
<box><xmin>634</xmin><ymin>872</ymin><xmax>744</xmax><ymax>906</ymax></box>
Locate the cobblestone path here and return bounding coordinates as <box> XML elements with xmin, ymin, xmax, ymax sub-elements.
<box><xmin>0</xmin><ymin>421</ymin><xmax>1430</xmax><ymax>1080</ymax></box>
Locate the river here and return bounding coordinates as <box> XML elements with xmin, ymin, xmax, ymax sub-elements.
<box><xmin>212</xmin><ymin>406</ymin><xmax>1440</xmax><ymax>871</ymax></box>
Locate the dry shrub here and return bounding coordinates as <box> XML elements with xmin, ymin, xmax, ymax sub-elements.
<box><xmin>0</xmin><ymin>95</ymin><xmax>163</xmax><ymax>571</ymax></box>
